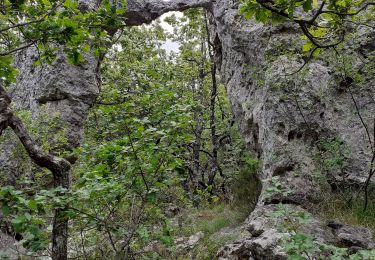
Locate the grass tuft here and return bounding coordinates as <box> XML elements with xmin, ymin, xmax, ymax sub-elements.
<box><xmin>318</xmin><ymin>188</ymin><xmax>375</xmax><ymax>234</ymax></box>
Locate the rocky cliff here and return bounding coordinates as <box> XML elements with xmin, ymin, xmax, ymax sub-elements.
<box><xmin>210</xmin><ymin>0</ymin><xmax>375</xmax><ymax>258</ymax></box>
<box><xmin>1</xmin><ymin>0</ymin><xmax>374</xmax><ymax>258</ymax></box>
<box><xmin>0</xmin><ymin>49</ymin><xmax>100</xmax><ymax>185</ymax></box>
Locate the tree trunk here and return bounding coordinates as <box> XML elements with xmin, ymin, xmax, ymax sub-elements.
<box><xmin>0</xmin><ymin>86</ymin><xmax>72</xmax><ymax>260</ymax></box>
<box><xmin>51</xmin><ymin>166</ymin><xmax>71</xmax><ymax>260</ymax></box>
<box><xmin>191</xmin><ymin>58</ymin><xmax>205</xmax><ymax>188</ymax></box>
<box><xmin>205</xmin><ymin>13</ymin><xmax>222</xmax><ymax>189</ymax></box>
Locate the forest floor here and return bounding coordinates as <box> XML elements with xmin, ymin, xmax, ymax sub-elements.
<box><xmin>143</xmin><ymin>203</ymin><xmax>251</xmax><ymax>259</ymax></box>
<box><xmin>172</xmin><ymin>203</ymin><xmax>250</xmax><ymax>259</ymax></box>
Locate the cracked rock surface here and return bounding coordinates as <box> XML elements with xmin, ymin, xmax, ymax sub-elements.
<box><xmin>0</xmin><ymin>48</ymin><xmax>100</xmax><ymax>184</ymax></box>
<box><xmin>211</xmin><ymin>0</ymin><xmax>375</xmax><ymax>258</ymax></box>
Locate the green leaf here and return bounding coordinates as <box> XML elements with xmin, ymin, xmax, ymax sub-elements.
<box><xmin>255</xmin><ymin>9</ymin><xmax>271</xmax><ymax>23</ymax></box>
<box><xmin>0</xmin><ymin>56</ymin><xmax>18</xmax><ymax>84</ymax></box>
<box><xmin>302</xmin><ymin>41</ymin><xmax>313</xmax><ymax>52</ymax></box>
<box><xmin>303</xmin><ymin>0</ymin><xmax>312</xmax><ymax>11</ymax></box>
<box><xmin>66</xmin><ymin>49</ymin><xmax>84</xmax><ymax>65</ymax></box>
<box><xmin>64</xmin><ymin>0</ymin><xmax>78</xmax><ymax>9</ymax></box>
<box><xmin>28</xmin><ymin>200</ymin><xmax>38</xmax><ymax>211</ymax></box>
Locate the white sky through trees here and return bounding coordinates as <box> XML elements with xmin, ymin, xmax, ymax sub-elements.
<box><xmin>160</xmin><ymin>12</ymin><xmax>182</xmax><ymax>53</ymax></box>
<box><xmin>159</xmin><ymin>0</ymin><xmax>182</xmax><ymax>53</ymax></box>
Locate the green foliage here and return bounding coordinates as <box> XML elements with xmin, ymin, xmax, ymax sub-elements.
<box><xmin>230</xmin><ymin>153</ymin><xmax>261</xmax><ymax>213</ymax></box>
<box><xmin>69</xmin><ymin>25</ymin><xmax>254</xmax><ymax>250</ymax></box>
<box><xmin>172</xmin><ymin>203</ymin><xmax>247</xmax><ymax>259</ymax></box>
<box><xmin>239</xmin><ymin>0</ymin><xmax>375</xmax><ymax>52</ymax></box>
<box><xmin>65</xmin><ymin>21</ymin><xmax>221</xmax><ymax>257</ymax></box>
<box><xmin>272</xmin><ymin>204</ymin><xmax>375</xmax><ymax>259</ymax></box>
<box><xmin>17</xmin><ymin>109</ymin><xmax>69</xmax><ymax>156</ymax></box>
<box><xmin>240</xmin><ymin>0</ymin><xmax>315</xmax><ymax>23</ymax></box>
<box><xmin>319</xmin><ymin>188</ymin><xmax>375</xmax><ymax>234</ymax></box>
<box><xmin>0</xmin><ymin>0</ymin><xmax>127</xmax><ymax>86</ymax></box>
<box><xmin>200</xmin><ymin>215</ymin><xmax>230</xmax><ymax>236</ymax></box>
<box><xmin>192</xmin><ymin>233</ymin><xmax>239</xmax><ymax>260</ymax></box>
<box><xmin>0</xmin><ymin>56</ymin><xmax>17</xmax><ymax>85</ymax></box>
<box><xmin>0</xmin><ymin>108</ymin><xmax>69</xmax><ymax>189</ymax></box>
<box><xmin>0</xmin><ymin>185</ymin><xmax>72</xmax><ymax>252</ymax></box>
<box><xmin>264</xmin><ymin>176</ymin><xmax>291</xmax><ymax>199</ymax></box>
<box><xmin>318</xmin><ymin>137</ymin><xmax>350</xmax><ymax>173</ymax></box>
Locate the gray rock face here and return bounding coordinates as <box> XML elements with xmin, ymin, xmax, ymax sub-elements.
<box><xmin>0</xmin><ymin>231</ymin><xmax>23</xmax><ymax>260</ymax></box>
<box><xmin>124</xmin><ymin>0</ymin><xmax>212</xmax><ymax>26</ymax></box>
<box><xmin>0</xmin><ymin>48</ymin><xmax>100</xmax><ymax>183</ymax></box>
<box><xmin>175</xmin><ymin>231</ymin><xmax>205</xmax><ymax>253</ymax></box>
<box><xmin>10</xmin><ymin>49</ymin><xmax>100</xmax><ymax>148</ymax></box>
<box><xmin>210</xmin><ymin>0</ymin><xmax>375</xmax><ymax>258</ymax></box>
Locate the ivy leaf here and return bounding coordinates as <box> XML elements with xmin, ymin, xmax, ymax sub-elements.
<box><xmin>255</xmin><ymin>9</ymin><xmax>271</xmax><ymax>23</ymax></box>
<box><xmin>66</xmin><ymin>49</ymin><xmax>84</xmax><ymax>65</ymax></box>
<box><xmin>64</xmin><ymin>0</ymin><xmax>78</xmax><ymax>10</ymax></box>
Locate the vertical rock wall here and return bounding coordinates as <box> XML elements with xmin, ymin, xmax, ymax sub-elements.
<box><xmin>0</xmin><ymin>49</ymin><xmax>100</xmax><ymax>184</ymax></box>
<box><xmin>211</xmin><ymin>0</ymin><xmax>375</xmax><ymax>258</ymax></box>
<box><xmin>11</xmin><ymin>49</ymin><xmax>100</xmax><ymax>148</ymax></box>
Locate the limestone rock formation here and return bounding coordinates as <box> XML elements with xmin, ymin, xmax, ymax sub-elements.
<box><xmin>175</xmin><ymin>231</ymin><xmax>205</xmax><ymax>253</ymax></box>
<box><xmin>210</xmin><ymin>0</ymin><xmax>375</xmax><ymax>258</ymax></box>
<box><xmin>0</xmin><ymin>48</ymin><xmax>100</xmax><ymax>185</ymax></box>
<box><xmin>1</xmin><ymin>0</ymin><xmax>374</xmax><ymax>258</ymax></box>
<box><xmin>0</xmin><ymin>231</ymin><xmax>24</xmax><ymax>260</ymax></box>
<box><xmin>10</xmin><ymin>49</ymin><xmax>100</xmax><ymax>149</ymax></box>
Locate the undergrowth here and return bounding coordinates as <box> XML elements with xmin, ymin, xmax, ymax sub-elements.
<box><xmin>172</xmin><ymin>203</ymin><xmax>248</xmax><ymax>259</ymax></box>
<box><xmin>174</xmin><ymin>203</ymin><xmax>247</xmax><ymax>237</ymax></box>
<box><xmin>170</xmin><ymin>156</ymin><xmax>261</xmax><ymax>259</ymax></box>
<box><xmin>318</xmin><ymin>188</ymin><xmax>375</xmax><ymax>234</ymax></box>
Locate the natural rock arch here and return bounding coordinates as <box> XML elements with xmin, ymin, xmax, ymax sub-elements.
<box><xmin>1</xmin><ymin>0</ymin><xmax>374</xmax><ymax>259</ymax></box>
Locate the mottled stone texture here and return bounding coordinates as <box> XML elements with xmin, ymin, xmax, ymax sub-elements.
<box><xmin>124</xmin><ymin>0</ymin><xmax>212</xmax><ymax>25</ymax></box>
<box><xmin>10</xmin><ymin>49</ymin><xmax>100</xmax><ymax>147</ymax></box>
<box><xmin>0</xmin><ymin>48</ymin><xmax>100</xmax><ymax>183</ymax></box>
<box><xmin>211</xmin><ymin>0</ymin><xmax>375</xmax><ymax>258</ymax></box>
